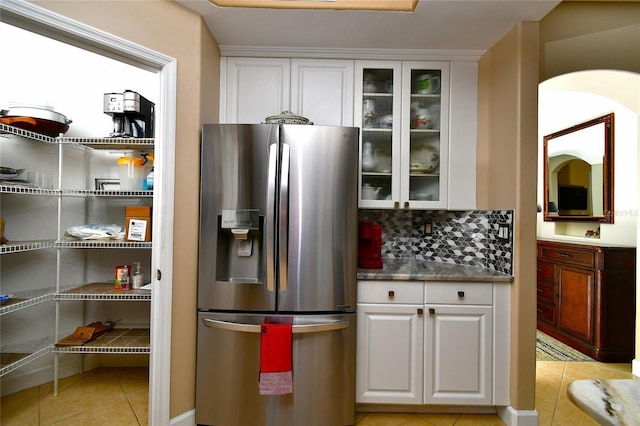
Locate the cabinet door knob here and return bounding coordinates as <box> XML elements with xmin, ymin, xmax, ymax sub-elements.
<box><xmin>388</xmin><ymin>290</ymin><xmax>395</xmax><ymax>298</ymax></box>
<box><xmin>394</xmin><ymin>201</ymin><xmax>400</xmax><ymax>208</ymax></box>
<box><xmin>404</xmin><ymin>201</ymin><xmax>409</xmax><ymax>208</ymax></box>
<box><xmin>417</xmin><ymin>308</ymin><xmax>424</xmax><ymax>315</ymax></box>
<box><xmin>429</xmin><ymin>308</ymin><xmax>435</xmax><ymax>315</ymax></box>
<box><xmin>457</xmin><ymin>291</ymin><xmax>465</xmax><ymax>298</ymax></box>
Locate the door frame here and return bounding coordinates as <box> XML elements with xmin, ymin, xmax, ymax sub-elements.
<box><xmin>0</xmin><ymin>1</ymin><xmax>176</xmax><ymax>424</ymax></box>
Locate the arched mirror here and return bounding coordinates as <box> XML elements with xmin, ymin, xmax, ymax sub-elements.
<box><xmin>543</xmin><ymin>113</ymin><xmax>614</xmax><ymax>223</ymax></box>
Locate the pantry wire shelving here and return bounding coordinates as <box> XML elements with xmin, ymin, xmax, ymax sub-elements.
<box><xmin>0</xmin><ymin>336</ymin><xmax>54</xmax><ymax>377</ymax></box>
<box><xmin>1</xmin><ymin>122</ymin><xmax>154</xmax><ymax>387</ymax></box>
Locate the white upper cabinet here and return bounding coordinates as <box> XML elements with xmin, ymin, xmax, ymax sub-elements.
<box><xmin>291</xmin><ymin>59</ymin><xmax>354</xmax><ymax>126</ymax></box>
<box><xmin>355</xmin><ymin>61</ymin><xmax>403</xmax><ymax>209</ymax></box>
<box><xmin>220</xmin><ymin>57</ymin><xmax>354</xmax><ymax>126</ymax></box>
<box><xmin>220</xmin><ymin>57</ymin><xmax>291</xmax><ymax>124</ymax></box>
<box><xmin>356</xmin><ymin>60</ymin><xmax>477</xmax><ymax>210</ymax></box>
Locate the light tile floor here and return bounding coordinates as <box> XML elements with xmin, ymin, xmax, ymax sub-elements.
<box><xmin>1</xmin><ymin>361</ymin><xmax>635</xmax><ymax>425</ymax></box>
<box><xmin>1</xmin><ymin>367</ymin><xmax>148</xmax><ymax>426</ymax></box>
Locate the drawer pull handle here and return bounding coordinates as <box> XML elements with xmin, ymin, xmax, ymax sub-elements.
<box><xmin>388</xmin><ymin>290</ymin><xmax>395</xmax><ymax>298</ymax></box>
<box><xmin>537</xmin><ymin>308</ymin><xmax>543</xmax><ymax>313</ymax></box>
<box><xmin>537</xmin><ymin>288</ymin><xmax>543</xmax><ymax>293</ymax></box>
<box><xmin>556</xmin><ymin>253</ymin><xmax>571</xmax><ymax>258</ymax></box>
<box><xmin>537</xmin><ymin>268</ymin><xmax>543</xmax><ymax>272</ymax></box>
<box><xmin>429</xmin><ymin>308</ymin><xmax>435</xmax><ymax>315</ymax></box>
<box><xmin>457</xmin><ymin>291</ymin><xmax>465</xmax><ymax>298</ymax></box>
<box><xmin>417</xmin><ymin>308</ymin><xmax>424</xmax><ymax>315</ymax></box>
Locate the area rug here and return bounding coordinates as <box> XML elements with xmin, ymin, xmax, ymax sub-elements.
<box><xmin>536</xmin><ymin>331</ymin><xmax>595</xmax><ymax>362</ymax></box>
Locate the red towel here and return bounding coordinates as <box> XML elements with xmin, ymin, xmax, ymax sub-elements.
<box><xmin>259</xmin><ymin>323</ymin><xmax>293</xmax><ymax>395</ymax></box>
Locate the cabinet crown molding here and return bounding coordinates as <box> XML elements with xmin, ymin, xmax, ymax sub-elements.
<box><xmin>219</xmin><ymin>45</ymin><xmax>483</xmax><ymax>61</ymax></box>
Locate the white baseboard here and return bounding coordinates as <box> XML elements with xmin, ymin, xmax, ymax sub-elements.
<box><xmin>497</xmin><ymin>406</ymin><xmax>539</xmax><ymax>426</ymax></box>
<box><xmin>632</xmin><ymin>358</ymin><xmax>640</xmax><ymax>377</ymax></box>
<box><xmin>170</xmin><ymin>409</ymin><xmax>195</xmax><ymax>426</ymax></box>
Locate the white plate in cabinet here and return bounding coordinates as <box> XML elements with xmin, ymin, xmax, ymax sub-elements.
<box><xmin>358</xmin><ymin>281</ymin><xmax>423</xmax><ymax>304</ymax></box>
<box><xmin>425</xmin><ymin>282</ymin><xmax>493</xmax><ymax>305</ymax></box>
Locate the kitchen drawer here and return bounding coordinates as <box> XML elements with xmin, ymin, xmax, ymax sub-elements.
<box><xmin>424</xmin><ymin>282</ymin><xmax>492</xmax><ymax>305</ymax></box>
<box><xmin>357</xmin><ymin>281</ymin><xmax>423</xmax><ymax>304</ymax></box>
<box><xmin>536</xmin><ymin>260</ymin><xmax>554</xmax><ymax>282</ymax></box>
<box><xmin>539</xmin><ymin>245</ymin><xmax>595</xmax><ymax>268</ymax></box>
<box><xmin>537</xmin><ymin>300</ymin><xmax>557</xmax><ymax>325</ymax></box>
<box><xmin>537</xmin><ymin>281</ymin><xmax>556</xmax><ymax>302</ymax></box>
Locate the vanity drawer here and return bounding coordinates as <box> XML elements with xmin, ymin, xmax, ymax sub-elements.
<box><xmin>539</xmin><ymin>246</ymin><xmax>595</xmax><ymax>268</ymax></box>
<box><xmin>537</xmin><ymin>281</ymin><xmax>556</xmax><ymax>302</ymax></box>
<box><xmin>358</xmin><ymin>281</ymin><xmax>424</xmax><ymax>304</ymax></box>
<box><xmin>537</xmin><ymin>261</ymin><xmax>554</xmax><ymax>282</ymax></box>
<box><xmin>537</xmin><ymin>300</ymin><xmax>557</xmax><ymax>325</ymax></box>
<box><xmin>425</xmin><ymin>282</ymin><xmax>493</xmax><ymax>305</ymax></box>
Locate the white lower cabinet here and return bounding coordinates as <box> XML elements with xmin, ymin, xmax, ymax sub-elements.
<box><xmin>356</xmin><ymin>303</ymin><xmax>424</xmax><ymax>404</ymax></box>
<box><xmin>357</xmin><ymin>280</ymin><xmax>500</xmax><ymax>407</ymax></box>
<box><xmin>424</xmin><ymin>304</ymin><xmax>492</xmax><ymax>405</ymax></box>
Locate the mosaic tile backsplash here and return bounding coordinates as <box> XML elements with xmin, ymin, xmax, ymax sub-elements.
<box><xmin>358</xmin><ymin>210</ymin><xmax>514</xmax><ymax>275</ymax></box>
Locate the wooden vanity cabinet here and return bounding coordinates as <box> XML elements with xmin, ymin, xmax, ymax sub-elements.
<box><xmin>536</xmin><ymin>240</ymin><xmax>636</xmax><ymax>362</ymax></box>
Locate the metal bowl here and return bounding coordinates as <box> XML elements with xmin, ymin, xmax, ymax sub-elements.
<box><xmin>1</xmin><ymin>106</ymin><xmax>72</xmax><ymax>136</ymax></box>
<box><xmin>264</xmin><ymin>111</ymin><xmax>313</xmax><ymax>125</ymax></box>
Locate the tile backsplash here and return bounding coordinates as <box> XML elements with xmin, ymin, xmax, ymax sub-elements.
<box><xmin>358</xmin><ymin>210</ymin><xmax>513</xmax><ymax>275</ymax></box>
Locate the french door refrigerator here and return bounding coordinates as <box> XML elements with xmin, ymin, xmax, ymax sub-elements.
<box><xmin>196</xmin><ymin>124</ymin><xmax>359</xmax><ymax>426</ymax></box>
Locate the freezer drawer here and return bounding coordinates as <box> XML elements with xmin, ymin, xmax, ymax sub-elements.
<box><xmin>195</xmin><ymin>312</ymin><xmax>356</xmax><ymax>426</ymax></box>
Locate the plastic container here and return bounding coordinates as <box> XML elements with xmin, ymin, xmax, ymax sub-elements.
<box><xmin>132</xmin><ymin>262</ymin><xmax>144</xmax><ymax>289</ymax></box>
<box><xmin>118</xmin><ymin>156</ymin><xmax>146</xmax><ymax>190</ymax></box>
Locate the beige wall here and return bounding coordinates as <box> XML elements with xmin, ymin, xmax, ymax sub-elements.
<box><xmin>31</xmin><ymin>0</ymin><xmax>219</xmax><ymax>418</ymax></box>
<box><xmin>477</xmin><ymin>22</ymin><xmax>540</xmax><ymax>410</ymax></box>
<box><xmin>479</xmin><ymin>1</ymin><xmax>640</xmax><ymax>411</ymax></box>
<box><xmin>539</xmin><ymin>1</ymin><xmax>640</xmax><ymax>81</ymax></box>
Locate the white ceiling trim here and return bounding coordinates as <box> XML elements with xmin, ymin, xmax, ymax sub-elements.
<box><xmin>218</xmin><ymin>45</ymin><xmax>484</xmax><ymax>61</ymax></box>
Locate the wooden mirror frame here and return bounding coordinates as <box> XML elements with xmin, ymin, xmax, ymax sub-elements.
<box><xmin>543</xmin><ymin>113</ymin><xmax>614</xmax><ymax>223</ymax></box>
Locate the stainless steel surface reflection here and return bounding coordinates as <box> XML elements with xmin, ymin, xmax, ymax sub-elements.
<box><xmin>196</xmin><ymin>312</ymin><xmax>356</xmax><ymax>426</ymax></box>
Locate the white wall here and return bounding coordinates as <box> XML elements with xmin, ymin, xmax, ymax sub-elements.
<box><xmin>0</xmin><ymin>23</ymin><xmax>158</xmax><ymax>137</ymax></box>
<box><xmin>537</xmin><ymin>70</ymin><xmax>640</xmax><ymax>247</ymax></box>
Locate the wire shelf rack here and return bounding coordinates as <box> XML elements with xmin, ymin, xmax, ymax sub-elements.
<box><xmin>0</xmin><ymin>123</ymin><xmax>57</xmax><ymax>143</ymax></box>
<box><xmin>0</xmin><ymin>287</ymin><xmax>58</xmax><ymax>316</ymax></box>
<box><xmin>0</xmin><ymin>184</ymin><xmax>59</xmax><ymax>195</ymax></box>
<box><xmin>55</xmin><ymin>239</ymin><xmax>152</xmax><ymax>249</ymax></box>
<box><xmin>53</xmin><ymin>328</ymin><xmax>150</xmax><ymax>354</ymax></box>
<box><xmin>0</xmin><ymin>240</ymin><xmax>56</xmax><ymax>255</ymax></box>
<box><xmin>1</xmin><ymin>336</ymin><xmax>54</xmax><ymax>377</ymax></box>
<box><xmin>55</xmin><ymin>282</ymin><xmax>151</xmax><ymax>301</ymax></box>
<box><xmin>61</xmin><ymin>189</ymin><xmax>153</xmax><ymax>198</ymax></box>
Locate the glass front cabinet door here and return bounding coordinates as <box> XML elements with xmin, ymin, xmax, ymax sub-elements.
<box><xmin>356</xmin><ymin>61</ymin><xmax>450</xmax><ymax>209</ymax></box>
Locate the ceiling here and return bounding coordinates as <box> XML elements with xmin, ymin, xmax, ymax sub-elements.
<box><xmin>175</xmin><ymin>0</ymin><xmax>561</xmax><ymax>55</ymax></box>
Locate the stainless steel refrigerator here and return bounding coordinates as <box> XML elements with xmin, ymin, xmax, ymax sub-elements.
<box><xmin>196</xmin><ymin>124</ymin><xmax>359</xmax><ymax>426</ymax></box>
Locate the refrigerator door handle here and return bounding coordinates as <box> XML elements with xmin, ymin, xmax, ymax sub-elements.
<box><xmin>279</xmin><ymin>143</ymin><xmax>290</xmax><ymax>292</ymax></box>
<box><xmin>266</xmin><ymin>143</ymin><xmax>277</xmax><ymax>293</ymax></box>
<box><xmin>203</xmin><ymin>318</ymin><xmax>350</xmax><ymax>334</ymax></box>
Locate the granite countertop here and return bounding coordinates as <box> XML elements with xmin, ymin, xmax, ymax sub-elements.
<box><xmin>357</xmin><ymin>258</ymin><xmax>513</xmax><ymax>282</ymax></box>
<box><xmin>568</xmin><ymin>379</ymin><xmax>640</xmax><ymax>425</ymax></box>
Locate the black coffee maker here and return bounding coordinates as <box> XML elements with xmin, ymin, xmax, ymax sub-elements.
<box><xmin>103</xmin><ymin>90</ymin><xmax>154</xmax><ymax>138</ymax></box>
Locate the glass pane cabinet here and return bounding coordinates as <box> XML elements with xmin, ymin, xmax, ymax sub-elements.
<box><xmin>356</xmin><ymin>61</ymin><xmax>449</xmax><ymax>209</ymax></box>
